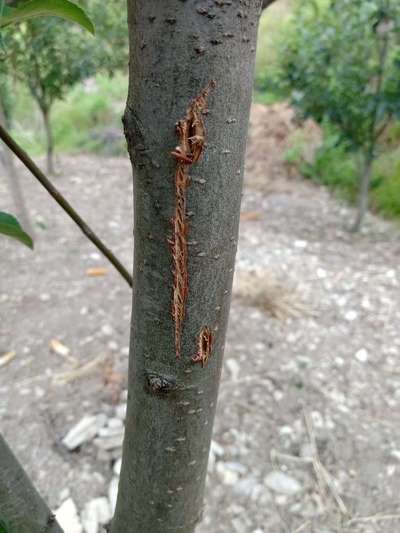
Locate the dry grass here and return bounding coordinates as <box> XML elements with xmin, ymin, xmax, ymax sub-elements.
<box><xmin>233</xmin><ymin>270</ymin><xmax>312</xmax><ymax>320</ymax></box>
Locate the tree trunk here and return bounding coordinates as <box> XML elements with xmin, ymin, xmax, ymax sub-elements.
<box><xmin>0</xmin><ymin>100</ymin><xmax>34</xmax><ymax>238</ymax></box>
<box><xmin>111</xmin><ymin>1</ymin><xmax>262</xmax><ymax>532</ymax></box>
<box><xmin>41</xmin><ymin>105</ymin><xmax>55</xmax><ymax>175</ymax></box>
<box><xmin>351</xmin><ymin>152</ymin><xmax>373</xmax><ymax>232</ymax></box>
<box><xmin>0</xmin><ymin>435</ymin><xmax>64</xmax><ymax>533</ymax></box>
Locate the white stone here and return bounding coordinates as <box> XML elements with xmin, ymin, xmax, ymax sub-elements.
<box><xmin>210</xmin><ymin>440</ymin><xmax>225</xmax><ymax>457</ymax></box>
<box><xmin>101</xmin><ymin>324</ymin><xmax>114</xmax><ymax>336</ymax></box>
<box><xmin>264</xmin><ymin>471</ymin><xmax>302</xmax><ymax>495</ymax></box>
<box><xmin>355</xmin><ymin>348</ymin><xmax>369</xmax><ymax>363</ymax></box>
<box><xmin>115</xmin><ymin>403</ymin><xmax>127</xmax><ymax>420</ymax></box>
<box><xmin>81</xmin><ymin>497</ymin><xmax>111</xmax><ymax>533</ymax></box>
<box><xmin>344</xmin><ymin>310</ymin><xmax>358</xmax><ymax>321</ymax></box>
<box><xmin>109</xmin><ymin>477</ymin><xmax>119</xmax><ymax>514</ymax></box>
<box><xmin>390</xmin><ymin>450</ymin><xmax>400</xmax><ymax>461</ymax></box>
<box><xmin>98</xmin><ymin>425</ymin><xmax>124</xmax><ymax>438</ymax></box>
<box><xmin>216</xmin><ymin>462</ymin><xmax>239</xmax><ymax>485</ymax></box>
<box><xmin>113</xmin><ymin>458</ymin><xmax>122</xmax><ymax>476</ymax></box>
<box><xmin>94</xmin><ymin>433</ymin><xmax>124</xmax><ymax>451</ymax></box>
<box><xmin>226</xmin><ymin>358</ymin><xmax>240</xmax><ymax>381</ymax></box>
<box><xmin>108</xmin><ymin>418</ymin><xmax>123</xmax><ymax>429</ymax></box>
<box><xmin>233</xmin><ymin>476</ymin><xmax>261</xmax><ymax>498</ymax></box>
<box><xmin>59</xmin><ymin>488</ymin><xmax>71</xmax><ymax>503</ymax></box>
<box><xmin>54</xmin><ymin>498</ymin><xmax>83</xmax><ymax>533</ymax></box>
<box><xmin>62</xmin><ymin>414</ymin><xmax>107</xmax><ymax>450</ymax></box>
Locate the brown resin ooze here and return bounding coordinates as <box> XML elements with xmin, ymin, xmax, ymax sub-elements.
<box><xmin>169</xmin><ymin>81</ymin><xmax>215</xmax><ymax>359</ymax></box>
<box><xmin>191</xmin><ymin>326</ymin><xmax>213</xmax><ymax>368</ymax></box>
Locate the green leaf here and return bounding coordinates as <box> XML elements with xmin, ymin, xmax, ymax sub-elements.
<box><xmin>0</xmin><ymin>0</ymin><xmax>95</xmax><ymax>34</ymax></box>
<box><xmin>0</xmin><ymin>212</ymin><xmax>34</xmax><ymax>249</ymax></box>
<box><xmin>0</xmin><ymin>520</ymin><xmax>9</xmax><ymax>533</ymax></box>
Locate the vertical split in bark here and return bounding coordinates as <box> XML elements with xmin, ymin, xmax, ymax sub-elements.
<box><xmin>169</xmin><ymin>82</ymin><xmax>214</xmax><ymax>359</ymax></box>
<box><xmin>112</xmin><ymin>1</ymin><xmax>263</xmax><ymax>532</ymax></box>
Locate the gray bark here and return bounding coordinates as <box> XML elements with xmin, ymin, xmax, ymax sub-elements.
<box><xmin>0</xmin><ymin>435</ymin><xmax>64</xmax><ymax>533</ymax></box>
<box><xmin>111</xmin><ymin>1</ymin><xmax>262</xmax><ymax>532</ymax></box>
<box><xmin>351</xmin><ymin>154</ymin><xmax>373</xmax><ymax>233</ymax></box>
<box><xmin>0</xmin><ymin>100</ymin><xmax>34</xmax><ymax>238</ymax></box>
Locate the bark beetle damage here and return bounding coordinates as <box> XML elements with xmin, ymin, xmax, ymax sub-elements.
<box><xmin>169</xmin><ymin>81</ymin><xmax>215</xmax><ymax>359</ymax></box>
<box><xmin>192</xmin><ymin>326</ymin><xmax>213</xmax><ymax>367</ymax></box>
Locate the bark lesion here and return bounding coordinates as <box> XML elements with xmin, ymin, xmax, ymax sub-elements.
<box><xmin>191</xmin><ymin>326</ymin><xmax>213</xmax><ymax>367</ymax></box>
<box><xmin>169</xmin><ymin>81</ymin><xmax>215</xmax><ymax>359</ymax></box>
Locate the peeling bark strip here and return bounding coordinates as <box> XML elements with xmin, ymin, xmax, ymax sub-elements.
<box><xmin>191</xmin><ymin>326</ymin><xmax>213</xmax><ymax>367</ymax></box>
<box><xmin>169</xmin><ymin>82</ymin><xmax>215</xmax><ymax>359</ymax></box>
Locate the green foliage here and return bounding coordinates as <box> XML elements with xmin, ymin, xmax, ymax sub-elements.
<box><xmin>2</xmin><ymin>0</ymin><xmax>127</xmax><ymax>110</ymax></box>
<box><xmin>255</xmin><ymin>0</ymin><xmax>293</xmax><ymax>98</ymax></box>
<box><xmin>371</xmin><ymin>149</ymin><xmax>400</xmax><ymax>217</ymax></box>
<box><xmin>0</xmin><ymin>0</ymin><xmax>94</xmax><ymax>33</ymax></box>
<box><xmin>0</xmin><ymin>211</ymin><xmax>33</xmax><ymax>248</ymax></box>
<box><xmin>52</xmin><ymin>74</ymin><xmax>127</xmax><ymax>155</ymax></box>
<box><xmin>275</xmin><ymin>0</ymin><xmax>400</xmax><ymax>151</ymax></box>
<box><xmin>11</xmin><ymin>73</ymin><xmax>127</xmax><ymax>155</ymax></box>
<box><xmin>288</xmin><ymin>128</ymin><xmax>400</xmax><ymax>220</ymax></box>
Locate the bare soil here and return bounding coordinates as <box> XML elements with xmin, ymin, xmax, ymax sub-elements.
<box><xmin>1</xmin><ymin>105</ymin><xmax>400</xmax><ymax>533</ymax></box>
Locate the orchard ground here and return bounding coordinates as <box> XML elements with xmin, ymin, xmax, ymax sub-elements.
<box><xmin>1</xmin><ymin>105</ymin><xmax>400</xmax><ymax>533</ymax></box>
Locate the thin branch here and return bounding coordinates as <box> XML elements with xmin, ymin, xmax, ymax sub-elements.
<box><xmin>0</xmin><ymin>434</ymin><xmax>65</xmax><ymax>532</ymax></box>
<box><xmin>0</xmin><ymin>124</ymin><xmax>133</xmax><ymax>288</ymax></box>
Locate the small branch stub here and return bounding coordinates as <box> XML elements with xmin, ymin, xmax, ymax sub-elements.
<box><xmin>169</xmin><ymin>81</ymin><xmax>215</xmax><ymax>359</ymax></box>
<box><xmin>192</xmin><ymin>326</ymin><xmax>213</xmax><ymax>368</ymax></box>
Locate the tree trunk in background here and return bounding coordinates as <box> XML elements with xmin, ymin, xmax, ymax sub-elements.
<box><xmin>0</xmin><ymin>436</ymin><xmax>64</xmax><ymax>533</ymax></box>
<box><xmin>41</xmin><ymin>105</ymin><xmax>55</xmax><ymax>175</ymax></box>
<box><xmin>111</xmin><ymin>1</ymin><xmax>262</xmax><ymax>532</ymax></box>
<box><xmin>351</xmin><ymin>152</ymin><xmax>373</xmax><ymax>232</ymax></box>
<box><xmin>0</xmin><ymin>101</ymin><xmax>34</xmax><ymax>238</ymax></box>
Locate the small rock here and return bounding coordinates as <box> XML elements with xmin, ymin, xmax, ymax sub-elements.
<box><xmin>210</xmin><ymin>440</ymin><xmax>225</xmax><ymax>458</ymax></box>
<box><xmin>98</xmin><ymin>425</ymin><xmax>125</xmax><ymax>438</ymax></box>
<box><xmin>113</xmin><ymin>458</ymin><xmax>122</xmax><ymax>476</ymax></box>
<box><xmin>108</xmin><ymin>418</ymin><xmax>123</xmax><ymax>429</ymax></box>
<box><xmin>109</xmin><ymin>477</ymin><xmax>119</xmax><ymax>514</ymax></box>
<box><xmin>355</xmin><ymin>348</ymin><xmax>368</xmax><ymax>363</ymax></box>
<box><xmin>54</xmin><ymin>498</ymin><xmax>83</xmax><ymax>533</ymax></box>
<box><xmin>226</xmin><ymin>358</ymin><xmax>240</xmax><ymax>381</ymax></box>
<box><xmin>81</xmin><ymin>497</ymin><xmax>111</xmax><ymax>533</ymax></box>
<box><xmin>223</xmin><ymin>461</ymin><xmax>247</xmax><ymax>475</ymax></box>
<box><xmin>94</xmin><ymin>433</ymin><xmax>124</xmax><ymax>451</ymax></box>
<box><xmin>59</xmin><ymin>488</ymin><xmax>71</xmax><ymax>503</ymax></box>
<box><xmin>264</xmin><ymin>471</ymin><xmax>302</xmax><ymax>495</ymax></box>
<box><xmin>216</xmin><ymin>462</ymin><xmax>239</xmax><ymax>485</ymax></box>
<box><xmin>344</xmin><ymin>310</ymin><xmax>358</xmax><ymax>321</ymax></box>
<box><xmin>390</xmin><ymin>450</ymin><xmax>400</xmax><ymax>461</ymax></box>
<box><xmin>101</xmin><ymin>324</ymin><xmax>114</xmax><ymax>336</ymax></box>
<box><xmin>115</xmin><ymin>403</ymin><xmax>127</xmax><ymax>420</ymax></box>
<box><xmin>62</xmin><ymin>414</ymin><xmax>107</xmax><ymax>450</ymax></box>
<box><xmin>233</xmin><ymin>476</ymin><xmax>261</xmax><ymax>498</ymax></box>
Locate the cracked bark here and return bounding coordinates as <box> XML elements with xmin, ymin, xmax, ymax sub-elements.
<box><xmin>111</xmin><ymin>1</ymin><xmax>262</xmax><ymax>532</ymax></box>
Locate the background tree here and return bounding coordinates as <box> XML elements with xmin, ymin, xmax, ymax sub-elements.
<box><xmin>275</xmin><ymin>0</ymin><xmax>400</xmax><ymax>230</ymax></box>
<box><xmin>4</xmin><ymin>0</ymin><xmax>128</xmax><ymax>174</ymax></box>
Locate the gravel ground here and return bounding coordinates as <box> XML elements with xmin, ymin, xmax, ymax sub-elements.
<box><xmin>1</xmin><ymin>151</ymin><xmax>400</xmax><ymax>533</ymax></box>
